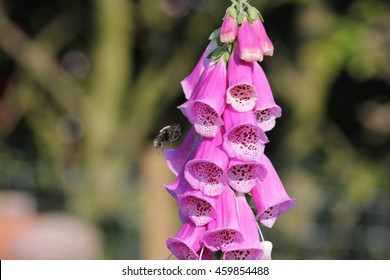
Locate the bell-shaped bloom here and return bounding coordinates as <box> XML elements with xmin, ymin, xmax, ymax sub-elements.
<box><xmin>203</xmin><ymin>187</ymin><xmax>243</xmax><ymax>251</ymax></box>
<box><xmin>220</xmin><ymin>13</ymin><xmax>238</xmax><ymax>43</ymax></box>
<box><xmin>251</xmin><ymin>154</ymin><xmax>296</xmax><ymax>228</ymax></box>
<box><xmin>236</xmin><ymin>17</ymin><xmax>263</xmax><ymax>62</ymax></box>
<box><xmin>223</xmin><ymin>105</ymin><xmax>268</xmax><ymax>162</ymax></box>
<box><xmin>163</xmin><ymin>127</ymin><xmax>202</xmax><ymax>176</ymax></box>
<box><xmin>184</xmin><ymin>130</ymin><xmax>229</xmax><ymax>196</ymax></box>
<box><xmin>179</xmin><ymin>59</ymin><xmax>227</xmax><ymax>137</ymax></box>
<box><xmin>260</xmin><ymin>241</ymin><xmax>273</xmax><ymax>260</ymax></box>
<box><xmin>181</xmin><ymin>40</ymin><xmax>217</xmax><ymax>100</ymax></box>
<box><xmin>253</xmin><ymin>62</ymin><xmax>281</xmax><ymax>132</ymax></box>
<box><xmin>226</xmin><ymin>50</ymin><xmax>258</xmax><ymax>112</ymax></box>
<box><xmin>178</xmin><ymin>189</ymin><xmax>217</xmax><ymax>226</ymax></box>
<box><xmin>227</xmin><ymin>157</ymin><xmax>267</xmax><ymax>193</ymax></box>
<box><xmin>166</xmin><ymin>222</ymin><xmax>206</xmax><ymax>260</ymax></box>
<box><xmin>223</xmin><ymin>193</ymin><xmax>263</xmax><ymax>260</ymax></box>
<box><xmin>251</xmin><ymin>18</ymin><xmax>274</xmax><ymax>57</ymax></box>
<box><xmin>164</xmin><ymin>171</ymin><xmax>193</xmax><ymax>199</ymax></box>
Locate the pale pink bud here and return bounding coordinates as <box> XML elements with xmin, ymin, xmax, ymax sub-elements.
<box><xmin>220</xmin><ymin>14</ymin><xmax>238</xmax><ymax>44</ymax></box>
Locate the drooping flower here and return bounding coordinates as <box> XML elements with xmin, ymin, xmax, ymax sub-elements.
<box><xmin>178</xmin><ymin>189</ymin><xmax>217</xmax><ymax>226</ymax></box>
<box><xmin>226</xmin><ymin>49</ymin><xmax>258</xmax><ymax>112</ymax></box>
<box><xmin>252</xmin><ymin>62</ymin><xmax>282</xmax><ymax>132</ymax></box>
<box><xmin>227</xmin><ymin>157</ymin><xmax>267</xmax><ymax>193</ymax></box>
<box><xmin>251</xmin><ymin>154</ymin><xmax>296</xmax><ymax>228</ymax></box>
<box><xmin>236</xmin><ymin>17</ymin><xmax>263</xmax><ymax>62</ymax></box>
<box><xmin>251</xmin><ymin>18</ymin><xmax>274</xmax><ymax>57</ymax></box>
<box><xmin>163</xmin><ymin>127</ymin><xmax>202</xmax><ymax>176</ymax></box>
<box><xmin>220</xmin><ymin>8</ymin><xmax>238</xmax><ymax>44</ymax></box>
<box><xmin>166</xmin><ymin>221</ymin><xmax>206</xmax><ymax>260</ymax></box>
<box><xmin>223</xmin><ymin>193</ymin><xmax>263</xmax><ymax>260</ymax></box>
<box><xmin>179</xmin><ymin>59</ymin><xmax>227</xmax><ymax>137</ymax></box>
<box><xmin>184</xmin><ymin>130</ymin><xmax>228</xmax><ymax>196</ymax></box>
<box><xmin>181</xmin><ymin>40</ymin><xmax>217</xmax><ymax>100</ymax></box>
<box><xmin>223</xmin><ymin>105</ymin><xmax>268</xmax><ymax>161</ymax></box>
<box><xmin>203</xmin><ymin>186</ymin><xmax>243</xmax><ymax>251</ymax></box>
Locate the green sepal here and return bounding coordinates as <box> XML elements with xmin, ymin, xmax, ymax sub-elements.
<box><xmin>248</xmin><ymin>6</ymin><xmax>264</xmax><ymax>22</ymax></box>
<box><xmin>208</xmin><ymin>28</ymin><xmax>221</xmax><ymax>41</ymax></box>
<box><xmin>207</xmin><ymin>46</ymin><xmax>224</xmax><ymax>60</ymax></box>
<box><xmin>226</xmin><ymin>6</ymin><xmax>237</xmax><ymax>19</ymax></box>
<box><xmin>236</xmin><ymin>11</ymin><xmax>248</xmax><ymax>25</ymax></box>
<box><xmin>222</xmin><ymin>51</ymin><xmax>230</xmax><ymax>63</ymax></box>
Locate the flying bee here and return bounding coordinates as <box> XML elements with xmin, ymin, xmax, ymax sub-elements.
<box><xmin>153</xmin><ymin>123</ymin><xmax>181</xmax><ymax>151</ymax></box>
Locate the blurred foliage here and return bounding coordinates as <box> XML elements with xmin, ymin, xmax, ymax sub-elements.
<box><xmin>0</xmin><ymin>0</ymin><xmax>389</xmax><ymax>259</ymax></box>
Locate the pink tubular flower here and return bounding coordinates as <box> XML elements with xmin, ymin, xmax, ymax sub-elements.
<box><xmin>251</xmin><ymin>18</ymin><xmax>274</xmax><ymax>56</ymax></box>
<box><xmin>227</xmin><ymin>157</ymin><xmax>267</xmax><ymax>193</ymax></box>
<box><xmin>178</xmin><ymin>189</ymin><xmax>217</xmax><ymax>226</ymax></box>
<box><xmin>237</xmin><ymin>17</ymin><xmax>263</xmax><ymax>62</ymax></box>
<box><xmin>251</xmin><ymin>154</ymin><xmax>296</xmax><ymax>228</ymax></box>
<box><xmin>226</xmin><ymin>49</ymin><xmax>258</xmax><ymax>112</ymax></box>
<box><xmin>223</xmin><ymin>105</ymin><xmax>268</xmax><ymax>162</ymax></box>
<box><xmin>203</xmin><ymin>187</ymin><xmax>243</xmax><ymax>251</ymax></box>
<box><xmin>163</xmin><ymin>127</ymin><xmax>202</xmax><ymax>176</ymax></box>
<box><xmin>179</xmin><ymin>59</ymin><xmax>227</xmax><ymax>137</ymax></box>
<box><xmin>184</xmin><ymin>130</ymin><xmax>228</xmax><ymax>196</ymax></box>
<box><xmin>220</xmin><ymin>13</ymin><xmax>238</xmax><ymax>44</ymax></box>
<box><xmin>223</xmin><ymin>193</ymin><xmax>263</xmax><ymax>260</ymax></box>
<box><xmin>166</xmin><ymin>222</ymin><xmax>206</xmax><ymax>260</ymax></box>
<box><xmin>252</xmin><ymin>62</ymin><xmax>282</xmax><ymax>132</ymax></box>
<box><xmin>181</xmin><ymin>40</ymin><xmax>217</xmax><ymax>100</ymax></box>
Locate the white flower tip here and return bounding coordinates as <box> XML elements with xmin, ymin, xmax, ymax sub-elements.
<box><xmin>261</xmin><ymin>241</ymin><xmax>273</xmax><ymax>260</ymax></box>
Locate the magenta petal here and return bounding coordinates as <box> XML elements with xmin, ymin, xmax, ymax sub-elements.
<box><xmin>223</xmin><ymin>193</ymin><xmax>263</xmax><ymax>260</ymax></box>
<box><xmin>163</xmin><ymin>127</ymin><xmax>201</xmax><ymax>176</ymax></box>
<box><xmin>181</xmin><ymin>41</ymin><xmax>217</xmax><ymax>100</ymax></box>
<box><xmin>226</xmin><ymin>50</ymin><xmax>258</xmax><ymax>112</ymax></box>
<box><xmin>223</xmin><ymin>105</ymin><xmax>268</xmax><ymax>161</ymax></box>
<box><xmin>251</xmin><ymin>154</ymin><xmax>296</xmax><ymax>228</ymax></box>
<box><xmin>184</xmin><ymin>130</ymin><xmax>229</xmax><ymax>196</ymax></box>
<box><xmin>227</xmin><ymin>157</ymin><xmax>267</xmax><ymax>193</ymax></box>
<box><xmin>251</xmin><ymin>19</ymin><xmax>274</xmax><ymax>56</ymax></box>
<box><xmin>220</xmin><ymin>14</ymin><xmax>238</xmax><ymax>43</ymax></box>
<box><xmin>179</xmin><ymin>59</ymin><xmax>227</xmax><ymax>137</ymax></box>
<box><xmin>203</xmin><ymin>187</ymin><xmax>243</xmax><ymax>251</ymax></box>
<box><xmin>166</xmin><ymin>222</ymin><xmax>206</xmax><ymax>260</ymax></box>
<box><xmin>253</xmin><ymin>63</ymin><xmax>282</xmax><ymax>132</ymax></box>
<box><xmin>178</xmin><ymin>189</ymin><xmax>217</xmax><ymax>226</ymax></box>
<box><xmin>237</xmin><ymin>17</ymin><xmax>263</xmax><ymax>62</ymax></box>
<box><xmin>164</xmin><ymin>172</ymin><xmax>193</xmax><ymax>199</ymax></box>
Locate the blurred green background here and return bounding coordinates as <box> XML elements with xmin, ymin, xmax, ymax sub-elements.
<box><xmin>0</xmin><ymin>0</ymin><xmax>389</xmax><ymax>259</ymax></box>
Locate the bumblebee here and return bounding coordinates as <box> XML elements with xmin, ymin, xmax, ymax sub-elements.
<box><xmin>153</xmin><ymin>123</ymin><xmax>181</xmax><ymax>151</ymax></box>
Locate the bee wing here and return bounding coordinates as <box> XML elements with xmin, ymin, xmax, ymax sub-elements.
<box><xmin>159</xmin><ymin>125</ymin><xmax>171</xmax><ymax>133</ymax></box>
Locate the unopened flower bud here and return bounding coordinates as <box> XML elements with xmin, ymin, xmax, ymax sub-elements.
<box><xmin>220</xmin><ymin>12</ymin><xmax>238</xmax><ymax>44</ymax></box>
